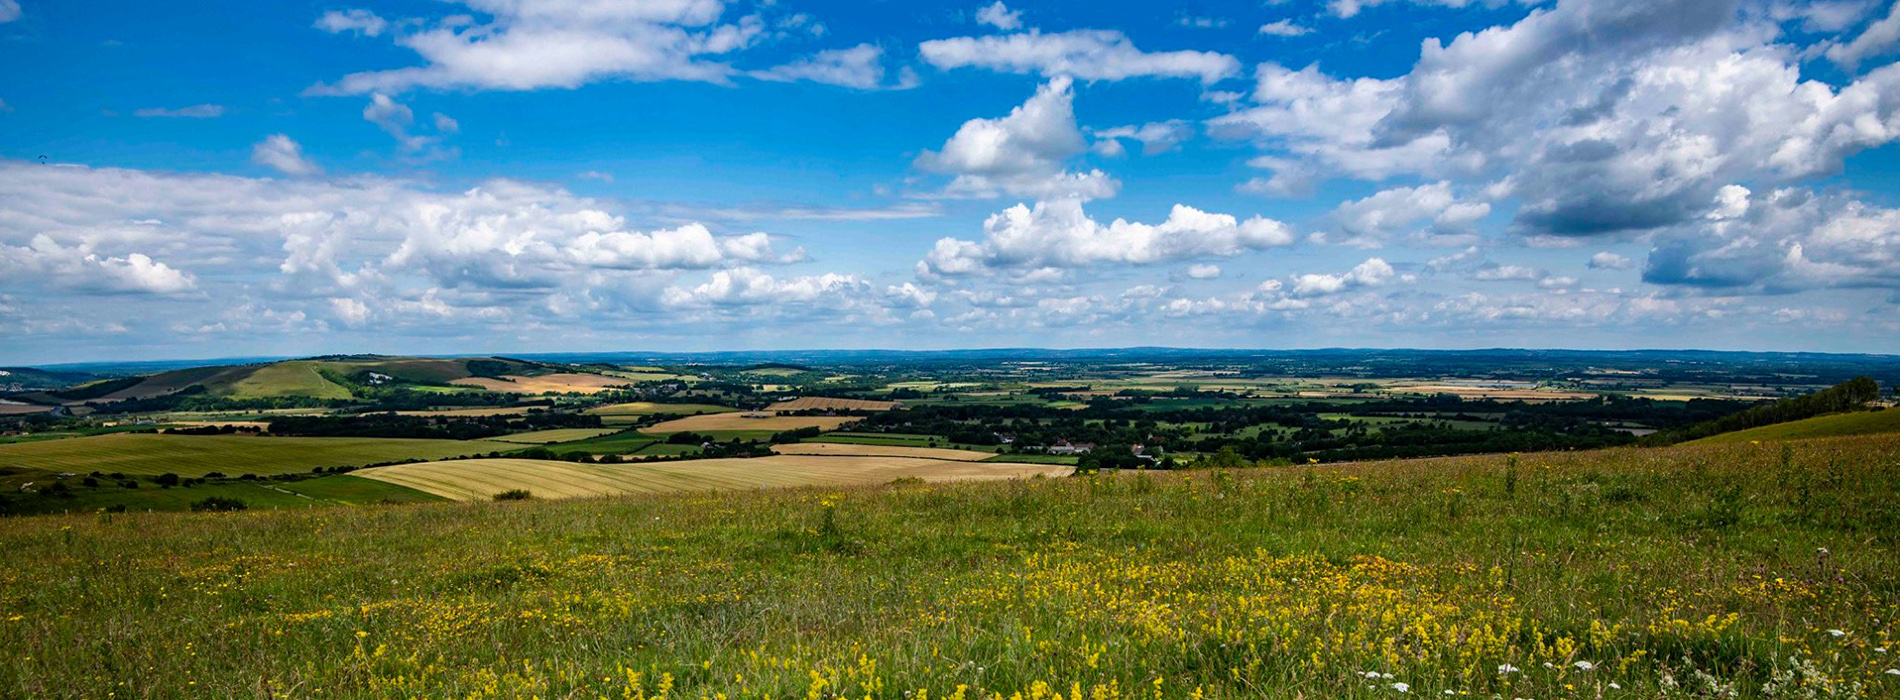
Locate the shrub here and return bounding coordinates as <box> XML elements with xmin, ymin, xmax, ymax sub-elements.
<box><xmin>493</xmin><ymin>489</ymin><xmax>533</xmax><ymax>501</ymax></box>
<box><xmin>189</xmin><ymin>497</ymin><xmax>247</xmax><ymax>512</ymax></box>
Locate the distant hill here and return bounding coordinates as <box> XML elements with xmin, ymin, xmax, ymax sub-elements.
<box><xmin>1687</xmin><ymin>408</ymin><xmax>1900</xmax><ymax>445</ymax></box>
<box><xmin>0</xmin><ymin>367</ymin><xmax>101</xmax><ymax>392</ymax></box>
<box><xmin>11</xmin><ymin>356</ymin><xmax>563</xmax><ymax>405</ymax></box>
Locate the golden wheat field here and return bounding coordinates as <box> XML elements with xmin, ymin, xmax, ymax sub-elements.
<box><xmin>642</xmin><ymin>412</ymin><xmax>856</xmax><ymax>434</ymax></box>
<box><xmin>486</xmin><ymin>428</ymin><xmax>622</xmax><ymax>444</ymax></box>
<box><xmin>769</xmin><ymin>442</ymin><xmax>997</xmax><ymax>461</ymax></box>
<box><xmin>354</xmin><ymin>455</ymin><xmax>1069</xmax><ymax>501</ymax></box>
<box><xmin>449</xmin><ymin>373</ymin><xmax>628</xmax><ymax>394</ymax></box>
<box><xmin>766</xmin><ymin>396</ymin><xmax>900</xmax><ymax>412</ymax></box>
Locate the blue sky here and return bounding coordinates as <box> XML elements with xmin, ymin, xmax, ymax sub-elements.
<box><xmin>2</xmin><ymin>0</ymin><xmax>1900</xmax><ymax>364</ymax></box>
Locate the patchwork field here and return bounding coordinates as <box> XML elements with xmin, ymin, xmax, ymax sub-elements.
<box><xmin>642</xmin><ymin>412</ymin><xmax>856</xmax><ymax>434</ymax></box>
<box><xmin>449</xmin><ymin>373</ymin><xmax>627</xmax><ymax>394</ymax></box>
<box><xmin>0</xmin><ymin>403</ymin><xmax>53</xmax><ymax>415</ymax></box>
<box><xmin>356</xmin><ymin>454</ymin><xmax>1068</xmax><ymax>501</ymax></box>
<box><xmin>0</xmin><ymin>433</ymin><xmax>510</xmax><ymax>476</ymax></box>
<box><xmin>1688</xmin><ymin>408</ymin><xmax>1900</xmax><ymax>444</ymax></box>
<box><xmin>586</xmin><ymin>401</ymin><xmax>737</xmax><ymax>419</ymax></box>
<box><xmin>766</xmin><ymin>396</ymin><xmax>900</xmax><ymax>412</ymax></box>
<box><xmin>391</xmin><ymin>406</ymin><xmax>535</xmax><ymax>417</ymax></box>
<box><xmin>487</xmin><ymin>428</ymin><xmax>622</xmax><ymax>444</ymax></box>
<box><xmin>770</xmin><ymin>442</ymin><xmax>997</xmax><ymax>461</ymax></box>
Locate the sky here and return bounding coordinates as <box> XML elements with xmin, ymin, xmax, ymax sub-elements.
<box><xmin>3</xmin><ymin>0</ymin><xmax>1900</xmax><ymax>364</ymax></box>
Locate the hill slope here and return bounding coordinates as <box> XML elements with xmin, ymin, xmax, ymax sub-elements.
<box><xmin>356</xmin><ymin>455</ymin><xmax>1068</xmax><ymax>501</ymax></box>
<box><xmin>1687</xmin><ymin>408</ymin><xmax>1900</xmax><ymax>444</ymax></box>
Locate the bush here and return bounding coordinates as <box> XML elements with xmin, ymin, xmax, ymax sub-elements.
<box><xmin>153</xmin><ymin>473</ymin><xmax>180</xmax><ymax>487</ymax></box>
<box><xmin>189</xmin><ymin>496</ymin><xmax>248</xmax><ymax>512</ymax></box>
<box><xmin>493</xmin><ymin>489</ymin><xmax>533</xmax><ymax>501</ymax></box>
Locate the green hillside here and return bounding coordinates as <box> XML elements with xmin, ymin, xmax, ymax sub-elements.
<box><xmin>217</xmin><ymin>360</ymin><xmax>354</xmax><ymax>399</ymax></box>
<box><xmin>0</xmin><ymin>433</ymin><xmax>513</xmax><ymax>476</ymax></box>
<box><xmin>1687</xmin><ymin>408</ymin><xmax>1900</xmax><ymax>444</ymax></box>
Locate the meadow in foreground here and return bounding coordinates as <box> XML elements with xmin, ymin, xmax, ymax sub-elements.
<box><xmin>2</xmin><ymin>435</ymin><xmax>1897</xmax><ymax>699</ymax></box>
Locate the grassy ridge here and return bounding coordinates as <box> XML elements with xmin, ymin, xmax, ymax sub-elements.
<box><xmin>1</xmin><ymin>475</ymin><xmax>441</xmax><ymax>515</ymax></box>
<box><xmin>1688</xmin><ymin>408</ymin><xmax>1900</xmax><ymax>445</ymax></box>
<box><xmin>1</xmin><ymin>435</ymin><xmax>1896</xmax><ymax>698</ymax></box>
<box><xmin>0</xmin><ymin>433</ymin><xmax>512</xmax><ymax>476</ymax></box>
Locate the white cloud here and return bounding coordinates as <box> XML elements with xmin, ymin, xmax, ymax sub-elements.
<box><xmin>133</xmin><ymin>104</ymin><xmax>225</xmax><ymax>118</ymax></box>
<box><xmin>0</xmin><ymin>0</ymin><xmax>18</xmax><ymax>23</ymax></box>
<box><xmin>914</xmin><ymin>77</ymin><xmax>1117</xmax><ymax>199</ymax></box>
<box><xmin>1472</xmin><ymin>264</ymin><xmax>1544</xmax><ymax>281</ymax></box>
<box><xmin>661</xmin><ymin>267</ymin><xmax>865</xmax><ymax>307</ymax></box>
<box><xmin>315</xmin><ymin>8</ymin><xmax>387</xmax><ymax>37</ymax></box>
<box><xmin>1091</xmin><ymin>120</ymin><xmax>1192</xmax><ymax>156</ymax></box>
<box><xmin>1329</xmin><ymin>0</ymin><xmax>1530</xmax><ymax>19</ymax></box>
<box><xmin>1826</xmin><ymin>1</ymin><xmax>1900</xmax><ymax>70</ymax></box>
<box><xmin>0</xmin><ymin>236</ymin><xmax>195</xmax><ymax>295</ymax></box>
<box><xmin>251</xmin><ymin>134</ymin><xmax>320</xmax><ymax>176</ymax></box>
<box><xmin>1327</xmin><ymin>181</ymin><xmax>1489</xmax><ymax>246</ymax></box>
<box><xmin>1588</xmin><ymin>251</ymin><xmax>1632</xmax><ymax>270</ymax></box>
<box><xmin>310</xmin><ymin>1</ymin><xmax>765</xmax><ymax>94</ymax></box>
<box><xmin>975</xmin><ymin>1</ymin><xmax>1022</xmax><ymax>31</ymax></box>
<box><xmin>919</xmin><ymin>29</ymin><xmax>1241</xmax><ymax>84</ymax></box>
<box><xmin>750</xmin><ymin>44</ymin><xmax>908</xmax><ymax>89</ymax></box>
<box><xmin>433</xmin><ymin>113</ymin><xmax>460</xmax><ymax>133</ymax></box>
<box><xmin>1645</xmin><ymin>186</ymin><xmax>1900</xmax><ymax>292</ymax></box>
<box><xmin>918</xmin><ymin>199</ymin><xmax>1293</xmax><ymax>275</ymax></box>
<box><xmin>1257</xmin><ymin>20</ymin><xmax>1312</xmax><ymax>37</ymax></box>
<box><xmin>1285</xmin><ymin>257</ymin><xmax>1401</xmax><ymax>297</ymax></box>
<box><xmin>1178</xmin><ymin>16</ymin><xmax>1231</xmax><ymax>29</ymax></box>
<box><xmin>1213</xmin><ymin>0</ymin><xmax>1900</xmax><ymax>237</ymax></box>
<box><xmin>1186</xmin><ymin>263</ymin><xmax>1222</xmax><ymax>279</ymax></box>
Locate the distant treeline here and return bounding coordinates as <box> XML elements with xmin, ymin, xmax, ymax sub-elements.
<box><xmin>1645</xmin><ymin>377</ymin><xmax>1884</xmax><ymax>445</ymax></box>
<box><xmin>268</xmin><ymin>411</ymin><xmax>600</xmax><ymax>440</ymax></box>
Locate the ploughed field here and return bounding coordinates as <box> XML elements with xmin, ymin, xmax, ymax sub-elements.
<box><xmin>2</xmin><ymin>433</ymin><xmax>1897</xmax><ymax>698</ymax></box>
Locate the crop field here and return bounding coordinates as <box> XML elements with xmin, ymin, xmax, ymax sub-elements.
<box><xmin>770</xmin><ymin>442</ymin><xmax>998</xmax><ymax>461</ymax></box>
<box><xmin>356</xmin><ymin>454</ymin><xmax>1069</xmax><ymax>501</ymax></box>
<box><xmin>0</xmin><ymin>403</ymin><xmax>53</xmax><ymax>415</ymax></box>
<box><xmin>391</xmin><ymin>406</ymin><xmax>535</xmax><ymax>417</ymax></box>
<box><xmin>0</xmin><ymin>474</ymin><xmax>442</xmax><ymax>515</ymax></box>
<box><xmin>642</xmin><ymin>412</ymin><xmax>856</xmax><ymax>434</ymax></box>
<box><xmin>486</xmin><ymin>428</ymin><xmax>622</xmax><ymax>444</ymax></box>
<box><xmin>1689</xmin><ymin>408</ymin><xmax>1900</xmax><ymax>444</ymax></box>
<box><xmin>545</xmin><ymin>431</ymin><xmax>661</xmax><ymax>455</ymax></box>
<box><xmin>766</xmin><ymin>396</ymin><xmax>900</xmax><ymax>412</ymax></box>
<box><xmin>449</xmin><ymin>373</ymin><xmax>627</xmax><ymax>394</ymax></box>
<box><xmin>0</xmin><ymin>433</ymin><xmax>511</xmax><ymax>476</ymax></box>
<box><xmin>586</xmin><ymin>401</ymin><xmax>737</xmax><ymax>422</ymax></box>
<box><xmin>2</xmin><ymin>434</ymin><xmax>1896</xmax><ymax>698</ymax></box>
<box><xmin>220</xmin><ymin>360</ymin><xmax>354</xmax><ymax>399</ymax></box>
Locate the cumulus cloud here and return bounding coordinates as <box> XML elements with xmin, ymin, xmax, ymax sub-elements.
<box><xmin>1326</xmin><ymin>181</ymin><xmax>1489</xmax><ymax>246</ymax></box>
<box><xmin>918</xmin><ymin>199</ymin><xmax>1293</xmax><ymax>276</ymax></box>
<box><xmin>1257</xmin><ymin>20</ymin><xmax>1312</xmax><ymax>37</ymax></box>
<box><xmin>0</xmin><ymin>236</ymin><xmax>196</xmax><ymax>295</ymax></box>
<box><xmin>1826</xmin><ymin>1</ymin><xmax>1900</xmax><ymax>70</ymax></box>
<box><xmin>1644</xmin><ymin>185</ymin><xmax>1900</xmax><ymax>292</ymax></box>
<box><xmin>1091</xmin><ymin>120</ymin><xmax>1192</xmax><ymax>156</ymax></box>
<box><xmin>1588</xmin><ymin>251</ymin><xmax>1633</xmax><ymax>270</ymax></box>
<box><xmin>0</xmin><ymin>159</ymin><xmax>811</xmax><ymax>337</ymax></box>
<box><xmin>251</xmin><ymin>134</ymin><xmax>320</xmax><ymax>176</ymax></box>
<box><xmin>309</xmin><ymin>0</ymin><xmax>769</xmax><ymax>93</ymax></box>
<box><xmin>914</xmin><ymin>77</ymin><xmax>1116</xmax><ymax>199</ymax></box>
<box><xmin>661</xmin><ymin>267</ymin><xmax>865</xmax><ymax>307</ymax></box>
<box><xmin>919</xmin><ymin>29</ymin><xmax>1240</xmax><ymax>84</ymax></box>
<box><xmin>1284</xmin><ymin>257</ymin><xmax>1403</xmax><ymax>297</ymax></box>
<box><xmin>1186</xmin><ymin>263</ymin><xmax>1222</xmax><ymax>279</ymax></box>
<box><xmin>1212</xmin><ymin>0</ymin><xmax>1900</xmax><ymax>238</ymax></box>
<box><xmin>1329</xmin><ymin>0</ymin><xmax>1531</xmax><ymax>19</ymax></box>
<box><xmin>750</xmin><ymin>44</ymin><xmax>910</xmax><ymax>89</ymax></box>
<box><xmin>975</xmin><ymin>1</ymin><xmax>1022</xmax><ymax>31</ymax></box>
<box><xmin>315</xmin><ymin>8</ymin><xmax>387</xmax><ymax>36</ymax></box>
<box><xmin>133</xmin><ymin>104</ymin><xmax>225</xmax><ymax>118</ymax></box>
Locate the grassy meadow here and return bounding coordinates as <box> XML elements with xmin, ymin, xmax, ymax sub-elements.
<box><xmin>1</xmin><ymin>434</ymin><xmax>1896</xmax><ymax>698</ymax></box>
<box><xmin>1689</xmin><ymin>408</ymin><xmax>1900</xmax><ymax>445</ymax></box>
<box><xmin>0</xmin><ymin>433</ymin><xmax>513</xmax><ymax>477</ymax></box>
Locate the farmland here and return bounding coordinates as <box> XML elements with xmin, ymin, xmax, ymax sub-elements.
<box><xmin>3</xmin><ymin>433</ymin><xmax>1897</xmax><ymax>698</ymax></box>
<box><xmin>450</xmin><ymin>373</ymin><xmax>628</xmax><ymax>394</ymax></box>
<box><xmin>486</xmin><ymin>427</ymin><xmax>622</xmax><ymax>444</ymax></box>
<box><xmin>356</xmin><ymin>454</ymin><xmax>1070</xmax><ymax>500</ymax></box>
<box><xmin>1688</xmin><ymin>407</ymin><xmax>1900</xmax><ymax>444</ymax></box>
<box><xmin>642</xmin><ymin>412</ymin><xmax>856</xmax><ymax>434</ymax></box>
<box><xmin>768</xmin><ymin>442</ymin><xmax>999</xmax><ymax>461</ymax></box>
<box><xmin>0</xmin><ymin>433</ymin><xmax>511</xmax><ymax>477</ymax></box>
<box><xmin>766</xmin><ymin>396</ymin><xmax>900</xmax><ymax>412</ymax></box>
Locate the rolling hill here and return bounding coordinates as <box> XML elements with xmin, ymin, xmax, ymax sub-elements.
<box><xmin>13</xmin><ymin>355</ymin><xmax>579</xmax><ymax>404</ymax></box>
<box><xmin>1686</xmin><ymin>408</ymin><xmax>1900</xmax><ymax>444</ymax></box>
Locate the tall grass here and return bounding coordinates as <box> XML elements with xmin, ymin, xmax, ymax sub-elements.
<box><xmin>1</xmin><ymin>435</ymin><xmax>1897</xmax><ymax>698</ymax></box>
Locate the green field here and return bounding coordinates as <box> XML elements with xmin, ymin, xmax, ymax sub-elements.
<box><xmin>1688</xmin><ymin>408</ymin><xmax>1900</xmax><ymax>445</ymax></box>
<box><xmin>1</xmin><ymin>434</ymin><xmax>1895</xmax><ymax>698</ymax></box>
<box><xmin>810</xmin><ymin>432</ymin><xmax>1003</xmax><ymax>452</ymax></box>
<box><xmin>217</xmin><ymin>360</ymin><xmax>355</xmax><ymax>400</ymax></box>
<box><xmin>0</xmin><ymin>433</ymin><xmax>511</xmax><ymax>476</ymax></box>
<box><xmin>356</xmin><ymin>455</ymin><xmax>1064</xmax><ymax>501</ymax></box>
<box><xmin>544</xmin><ymin>430</ymin><xmax>661</xmax><ymax>455</ymax></box>
<box><xmin>2</xmin><ymin>474</ymin><xmax>442</xmax><ymax>515</ymax></box>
